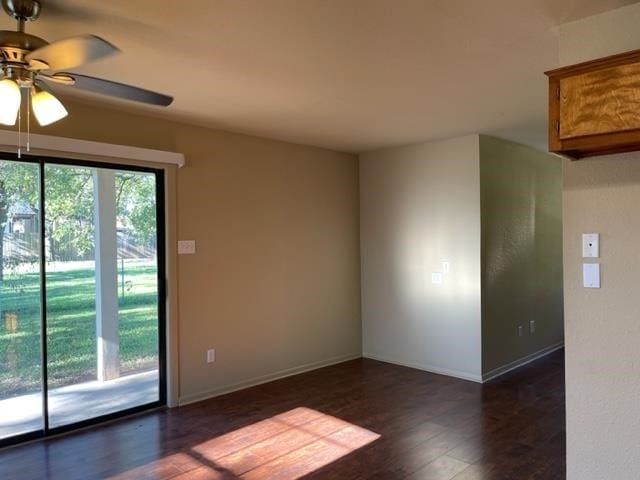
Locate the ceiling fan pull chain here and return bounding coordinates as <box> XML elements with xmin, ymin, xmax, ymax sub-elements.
<box><xmin>17</xmin><ymin>93</ymin><xmax>21</xmax><ymax>159</ymax></box>
<box><xmin>27</xmin><ymin>88</ymin><xmax>30</xmax><ymax>152</ymax></box>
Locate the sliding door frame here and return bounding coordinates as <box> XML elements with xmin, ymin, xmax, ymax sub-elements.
<box><xmin>0</xmin><ymin>153</ymin><xmax>167</xmax><ymax>448</ymax></box>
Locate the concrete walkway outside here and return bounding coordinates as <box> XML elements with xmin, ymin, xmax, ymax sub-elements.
<box><xmin>0</xmin><ymin>370</ymin><xmax>159</xmax><ymax>439</ymax></box>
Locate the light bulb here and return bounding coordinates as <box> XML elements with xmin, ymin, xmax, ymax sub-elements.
<box><xmin>0</xmin><ymin>79</ymin><xmax>22</xmax><ymax>126</ymax></box>
<box><xmin>31</xmin><ymin>88</ymin><xmax>68</xmax><ymax>126</ymax></box>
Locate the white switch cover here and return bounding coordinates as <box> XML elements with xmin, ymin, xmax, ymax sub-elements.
<box><xmin>582</xmin><ymin>233</ymin><xmax>599</xmax><ymax>258</ymax></box>
<box><xmin>178</xmin><ymin>240</ymin><xmax>196</xmax><ymax>255</ymax></box>
<box><xmin>442</xmin><ymin>261</ymin><xmax>450</xmax><ymax>274</ymax></box>
<box><xmin>207</xmin><ymin>349</ymin><xmax>216</xmax><ymax>363</ymax></box>
<box><xmin>583</xmin><ymin>263</ymin><xmax>600</xmax><ymax>288</ymax></box>
<box><xmin>431</xmin><ymin>272</ymin><xmax>443</xmax><ymax>284</ymax></box>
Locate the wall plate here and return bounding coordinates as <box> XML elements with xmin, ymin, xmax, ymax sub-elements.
<box><xmin>583</xmin><ymin>263</ymin><xmax>600</xmax><ymax>288</ymax></box>
<box><xmin>582</xmin><ymin>233</ymin><xmax>599</xmax><ymax>258</ymax></box>
<box><xmin>178</xmin><ymin>240</ymin><xmax>196</xmax><ymax>255</ymax></box>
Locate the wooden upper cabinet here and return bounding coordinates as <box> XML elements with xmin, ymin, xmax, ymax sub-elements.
<box><xmin>546</xmin><ymin>49</ymin><xmax>640</xmax><ymax>159</ymax></box>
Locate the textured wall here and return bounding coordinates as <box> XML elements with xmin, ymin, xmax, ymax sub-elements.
<box><xmin>479</xmin><ymin>136</ymin><xmax>563</xmax><ymax>376</ymax></box>
<box><xmin>360</xmin><ymin>135</ymin><xmax>482</xmax><ymax>381</ymax></box>
<box><xmin>563</xmin><ymin>156</ymin><xmax>640</xmax><ymax>479</ymax></box>
<box><xmin>559</xmin><ymin>4</ymin><xmax>640</xmax><ymax>479</ymax></box>
<box><xmin>21</xmin><ymin>99</ymin><xmax>362</xmax><ymax>405</ymax></box>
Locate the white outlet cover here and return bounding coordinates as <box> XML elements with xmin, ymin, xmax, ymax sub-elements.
<box><xmin>431</xmin><ymin>272</ymin><xmax>443</xmax><ymax>284</ymax></box>
<box><xmin>583</xmin><ymin>263</ymin><xmax>600</xmax><ymax>288</ymax></box>
<box><xmin>178</xmin><ymin>240</ymin><xmax>196</xmax><ymax>255</ymax></box>
<box><xmin>582</xmin><ymin>233</ymin><xmax>599</xmax><ymax>258</ymax></box>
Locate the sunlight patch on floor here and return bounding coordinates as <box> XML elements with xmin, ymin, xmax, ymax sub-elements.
<box><xmin>108</xmin><ymin>407</ymin><xmax>380</xmax><ymax>479</ymax></box>
<box><xmin>191</xmin><ymin>407</ymin><xmax>380</xmax><ymax>479</ymax></box>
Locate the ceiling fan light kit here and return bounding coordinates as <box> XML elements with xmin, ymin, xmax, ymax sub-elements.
<box><xmin>0</xmin><ymin>0</ymin><xmax>173</xmax><ymax>150</ymax></box>
<box><xmin>0</xmin><ymin>76</ymin><xmax>68</xmax><ymax>127</ymax></box>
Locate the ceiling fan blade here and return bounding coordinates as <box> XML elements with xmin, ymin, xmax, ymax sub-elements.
<box><xmin>47</xmin><ymin>72</ymin><xmax>174</xmax><ymax>107</ymax></box>
<box><xmin>26</xmin><ymin>35</ymin><xmax>120</xmax><ymax>71</ymax></box>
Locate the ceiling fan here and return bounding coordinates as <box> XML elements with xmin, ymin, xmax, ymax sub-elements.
<box><xmin>0</xmin><ymin>0</ymin><xmax>173</xmax><ymax>127</ymax></box>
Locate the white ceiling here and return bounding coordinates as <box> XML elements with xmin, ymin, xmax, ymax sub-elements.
<box><xmin>4</xmin><ymin>0</ymin><xmax>637</xmax><ymax>153</ymax></box>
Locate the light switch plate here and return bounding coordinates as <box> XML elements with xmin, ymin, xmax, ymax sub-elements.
<box><xmin>583</xmin><ymin>263</ymin><xmax>600</xmax><ymax>288</ymax></box>
<box><xmin>442</xmin><ymin>261</ymin><xmax>450</xmax><ymax>274</ymax></box>
<box><xmin>178</xmin><ymin>240</ymin><xmax>196</xmax><ymax>255</ymax></box>
<box><xmin>582</xmin><ymin>233</ymin><xmax>599</xmax><ymax>258</ymax></box>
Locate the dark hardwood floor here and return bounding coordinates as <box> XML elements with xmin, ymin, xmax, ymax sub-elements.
<box><xmin>0</xmin><ymin>350</ymin><xmax>565</xmax><ymax>480</ymax></box>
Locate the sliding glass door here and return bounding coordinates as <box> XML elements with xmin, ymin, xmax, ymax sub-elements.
<box><xmin>0</xmin><ymin>156</ymin><xmax>165</xmax><ymax>445</ymax></box>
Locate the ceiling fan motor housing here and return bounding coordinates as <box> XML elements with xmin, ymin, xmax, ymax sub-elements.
<box><xmin>1</xmin><ymin>30</ymin><xmax>48</xmax><ymax>86</ymax></box>
<box><xmin>0</xmin><ymin>30</ymin><xmax>47</xmax><ymax>53</ymax></box>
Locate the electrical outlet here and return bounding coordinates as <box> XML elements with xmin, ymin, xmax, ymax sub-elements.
<box><xmin>530</xmin><ymin>320</ymin><xmax>536</xmax><ymax>334</ymax></box>
<box><xmin>178</xmin><ymin>240</ymin><xmax>196</xmax><ymax>255</ymax></box>
<box><xmin>207</xmin><ymin>349</ymin><xmax>215</xmax><ymax>363</ymax></box>
<box><xmin>518</xmin><ymin>325</ymin><xmax>523</xmax><ymax>337</ymax></box>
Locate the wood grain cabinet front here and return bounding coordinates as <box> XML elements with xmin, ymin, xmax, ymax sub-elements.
<box><xmin>546</xmin><ymin>49</ymin><xmax>640</xmax><ymax>159</ymax></box>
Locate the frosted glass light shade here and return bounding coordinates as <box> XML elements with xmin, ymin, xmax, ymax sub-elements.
<box><xmin>0</xmin><ymin>79</ymin><xmax>21</xmax><ymax>126</ymax></box>
<box><xmin>32</xmin><ymin>89</ymin><xmax>68</xmax><ymax>126</ymax></box>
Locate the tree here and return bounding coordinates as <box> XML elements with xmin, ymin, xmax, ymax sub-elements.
<box><xmin>115</xmin><ymin>172</ymin><xmax>156</xmax><ymax>244</ymax></box>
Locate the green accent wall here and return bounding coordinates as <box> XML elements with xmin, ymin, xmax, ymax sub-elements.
<box><xmin>480</xmin><ymin>135</ymin><xmax>563</xmax><ymax>375</ymax></box>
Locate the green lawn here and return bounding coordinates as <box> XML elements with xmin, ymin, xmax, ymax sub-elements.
<box><xmin>0</xmin><ymin>261</ymin><xmax>159</xmax><ymax>399</ymax></box>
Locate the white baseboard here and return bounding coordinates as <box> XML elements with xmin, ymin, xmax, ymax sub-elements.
<box><xmin>178</xmin><ymin>353</ymin><xmax>362</xmax><ymax>406</ymax></box>
<box><xmin>362</xmin><ymin>352</ymin><xmax>483</xmax><ymax>383</ymax></box>
<box><xmin>178</xmin><ymin>343</ymin><xmax>564</xmax><ymax>406</ymax></box>
<box><xmin>481</xmin><ymin>342</ymin><xmax>564</xmax><ymax>383</ymax></box>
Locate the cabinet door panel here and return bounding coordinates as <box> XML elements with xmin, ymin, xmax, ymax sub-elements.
<box><xmin>559</xmin><ymin>62</ymin><xmax>640</xmax><ymax>139</ymax></box>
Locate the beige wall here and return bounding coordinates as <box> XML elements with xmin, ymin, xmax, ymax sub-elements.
<box><xmin>360</xmin><ymin>135</ymin><xmax>483</xmax><ymax>381</ymax></box>
<box><xmin>479</xmin><ymin>136</ymin><xmax>563</xmax><ymax>377</ymax></box>
<box><xmin>560</xmin><ymin>4</ymin><xmax>640</xmax><ymax>479</ymax></box>
<box><xmin>31</xmin><ymin>99</ymin><xmax>362</xmax><ymax>404</ymax></box>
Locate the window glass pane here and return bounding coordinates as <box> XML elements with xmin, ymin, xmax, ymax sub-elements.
<box><xmin>0</xmin><ymin>159</ymin><xmax>43</xmax><ymax>440</ymax></box>
<box><xmin>45</xmin><ymin>165</ymin><xmax>159</xmax><ymax>428</ymax></box>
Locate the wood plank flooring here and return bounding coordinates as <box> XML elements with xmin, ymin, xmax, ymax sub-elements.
<box><xmin>0</xmin><ymin>350</ymin><xmax>565</xmax><ymax>480</ymax></box>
